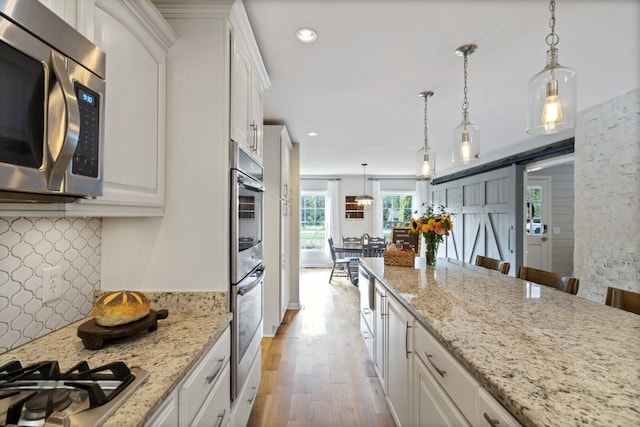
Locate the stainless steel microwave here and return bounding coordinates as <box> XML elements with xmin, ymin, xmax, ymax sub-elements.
<box><xmin>0</xmin><ymin>0</ymin><xmax>106</xmax><ymax>203</ymax></box>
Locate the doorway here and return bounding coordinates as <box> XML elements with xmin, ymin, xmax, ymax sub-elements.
<box><xmin>524</xmin><ymin>177</ymin><xmax>551</xmax><ymax>270</ymax></box>
<box><xmin>523</xmin><ymin>154</ymin><xmax>575</xmax><ymax>275</ymax></box>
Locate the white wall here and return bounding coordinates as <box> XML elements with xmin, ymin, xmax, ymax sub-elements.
<box><xmin>299</xmin><ymin>176</ymin><xmax>417</xmax><ymax>267</ymax></box>
<box><xmin>101</xmin><ymin>16</ymin><xmax>230</xmax><ymax>292</ymax></box>
<box><xmin>574</xmin><ymin>88</ymin><xmax>640</xmax><ymax>303</ymax></box>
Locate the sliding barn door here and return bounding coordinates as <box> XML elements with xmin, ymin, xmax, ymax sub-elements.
<box><xmin>431</xmin><ymin>165</ymin><xmax>524</xmax><ymax>275</ymax></box>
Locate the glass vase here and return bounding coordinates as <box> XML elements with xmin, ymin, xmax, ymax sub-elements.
<box><xmin>424</xmin><ymin>234</ymin><xmax>439</xmax><ymax>267</ymax></box>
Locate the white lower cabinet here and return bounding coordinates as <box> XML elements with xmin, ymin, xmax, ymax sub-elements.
<box><xmin>386</xmin><ymin>293</ymin><xmax>413</xmax><ymax>427</ymax></box>
<box><xmin>145</xmin><ymin>327</ymin><xmax>231</xmax><ymax>427</ymax></box>
<box><xmin>359</xmin><ymin>267</ymin><xmax>521</xmax><ymax>427</ymax></box>
<box><xmin>229</xmin><ymin>347</ymin><xmax>261</xmax><ymax>427</ymax></box>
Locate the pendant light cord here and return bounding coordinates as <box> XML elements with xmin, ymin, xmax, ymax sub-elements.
<box><xmin>423</xmin><ymin>96</ymin><xmax>429</xmax><ymax>151</ymax></box>
<box><xmin>546</xmin><ymin>0</ymin><xmax>559</xmax><ymax>49</ymax></box>
<box><xmin>461</xmin><ymin>52</ymin><xmax>469</xmax><ymax>115</ymax></box>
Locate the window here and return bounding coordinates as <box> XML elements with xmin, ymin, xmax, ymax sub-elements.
<box><xmin>300</xmin><ymin>193</ymin><xmax>326</xmax><ymax>250</ymax></box>
<box><xmin>382</xmin><ymin>193</ymin><xmax>414</xmax><ymax>241</ymax></box>
<box><xmin>526</xmin><ymin>185</ymin><xmax>542</xmax><ymax>235</ymax></box>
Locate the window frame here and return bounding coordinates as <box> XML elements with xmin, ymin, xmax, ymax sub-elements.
<box><xmin>300</xmin><ymin>191</ymin><xmax>327</xmax><ymax>252</ymax></box>
<box><xmin>380</xmin><ymin>191</ymin><xmax>416</xmax><ymax>241</ymax></box>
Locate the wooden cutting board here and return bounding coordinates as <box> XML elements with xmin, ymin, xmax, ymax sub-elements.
<box><xmin>77</xmin><ymin>309</ymin><xmax>169</xmax><ymax>350</ymax></box>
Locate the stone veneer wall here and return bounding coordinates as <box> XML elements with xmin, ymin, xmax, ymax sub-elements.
<box><xmin>574</xmin><ymin>88</ymin><xmax>640</xmax><ymax>303</ymax></box>
<box><xmin>0</xmin><ymin>217</ymin><xmax>101</xmax><ymax>353</ymax></box>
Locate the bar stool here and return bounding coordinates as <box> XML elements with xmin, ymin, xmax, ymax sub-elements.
<box><xmin>605</xmin><ymin>287</ymin><xmax>640</xmax><ymax>315</ymax></box>
<box><xmin>517</xmin><ymin>266</ymin><xmax>579</xmax><ymax>295</ymax></box>
<box><xmin>475</xmin><ymin>255</ymin><xmax>510</xmax><ymax>274</ymax></box>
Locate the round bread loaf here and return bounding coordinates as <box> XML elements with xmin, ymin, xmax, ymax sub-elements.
<box><xmin>93</xmin><ymin>291</ymin><xmax>151</xmax><ymax>327</ymax></box>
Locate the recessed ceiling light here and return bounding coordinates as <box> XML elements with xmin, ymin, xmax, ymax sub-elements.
<box><xmin>296</xmin><ymin>28</ymin><xmax>317</xmax><ymax>43</ymax></box>
<box><xmin>307</xmin><ymin>131</ymin><xmax>319</xmax><ymax>136</ymax></box>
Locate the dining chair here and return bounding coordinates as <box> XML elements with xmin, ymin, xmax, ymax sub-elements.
<box><xmin>605</xmin><ymin>287</ymin><xmax>640</xmax><ymax>315</ymax></box>
<box><xmin>517</xmin><ymin>266</ymin><xmax>579</xmax><ymax>295</ymax></box>
<box><xmin>475</xmin><ymin>255</ymin><xmax>510</xmax><ymax>275</ymax></box>
<box><xmin>342</xmin><ymin>236</ymin><xmax>360</xmax><ymax>246</ymax></box>
<box><xmin>363</xmin><ymin>241</ymin><xmax>386</xmax><ymax>257</ymax></box>
<box><xmin>328</xmin><ymin>237</ymin><xmax>360</xmax><ymax>283</ymax></box>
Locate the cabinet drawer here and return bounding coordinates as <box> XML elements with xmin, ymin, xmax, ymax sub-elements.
<box><xmin>476</xmin><ymin>388</ymin><xmax>521</xmax><ymax>427</ymax></box>
<box><xmin>414</xmin><ymin>324</ymin><xmax>477</xmax><ymax>422</ymax></box>
<box><xmin>191</xmin><ymin>363</ymin><xmax>231</xmax><ymax>427</ymax></box>
<box><xmin>415</xmin><ymin>356</ymin><xmax>471</xmax><ymax>427</ymax></box>
<box><xmin>180</xmin><ymin>328</ymin><xmax>231</xmax><ymax>426</ymax></box>
<box><xmin>230</xmin><ymin>346</ymin><xmax>261</xmax><ymax>427</ymax></box>
<box><xmin>360</xmin><ymin>313</ymin><xmax>374</xmax><ymax>361</ymax></box>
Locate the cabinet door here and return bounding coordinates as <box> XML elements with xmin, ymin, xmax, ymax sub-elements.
<box><xmin>476</xmin><ymin>388</ymin><xmax>521</xmax><ymax>427</ymax></box>
<box><xmin>191</xmin><ymin>364</ymin><xmax>231</xmax><ymax>427</ymax></box>
<box><xmin>280</xmin><ymin>198</ymin><xmax>290</xmax><ymax>320</ymax></box>
<box><xmin>414</xmin><ymin>357</ymin><xmax>471</xmax><ymax>427</ymax></box>
<box><xmin>387</xmin><ymin>293</ymin><xmax>413</xmax><ymax>427</ymax></box>
<box><xmin>230</xmin><ymin>32</ymin><xmax>251</xmax><ymax>151</ymax></box>
<box><xmin>374</xmin><ymin>281</ymin><xmax>386</xmax><ymax>389</ymax></box>
<box><xmin>68</xmin><ymin>0</ymin><xmax>172</xmax><ymax>216</ymax></box>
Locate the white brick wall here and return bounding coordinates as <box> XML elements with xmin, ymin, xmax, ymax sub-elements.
<box><xmin>574</xmin><ymin>88</ymin><xmax>640</xmax><ymax>303</ymax></box>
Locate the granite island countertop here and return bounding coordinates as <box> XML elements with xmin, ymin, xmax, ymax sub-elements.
<box><xmin>0</xmin><ymin>291</ymin><xmax>231</xmax><ymax>427</ymax></box>
<box><xmin>360</xmin><ymin>257</ymin><xmax>640</xmax><ymax>427</ymax></box>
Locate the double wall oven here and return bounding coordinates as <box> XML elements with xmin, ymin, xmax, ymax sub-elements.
<box><xmin>230</xmin><ymin>140</ymin><xmax>264</xmax><ymax>402</ymax></box>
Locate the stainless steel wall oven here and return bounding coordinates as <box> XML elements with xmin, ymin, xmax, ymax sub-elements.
<box><xmin>230</xmin><ymin>140</ymin><xmax>264</xmax><ymax>402</ymax></box>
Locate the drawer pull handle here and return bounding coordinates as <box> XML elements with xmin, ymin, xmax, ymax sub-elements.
<box><xmin>215</xmin><ymin>409</ymin><xmax>227</xmax><ymax>427</ymax></box>
<box><xmin>362</xmin><ymin>331</ymin><xmax>370</xmax><ymax>339</ymax></box>
<box><xmin>381</xmin><ymin>295</ymin><xmax>387</xmax><ymax>316</ymax></box>
<box><xmin>206</xmin><ymin>357</ymin><xmax>226</xmax><ymax>384</ymax></box>
<box><xmin>248</xmin><ymin>386</ymin><xmax>258</xmax><ymax>404</ymax></box>
<box><xmin>483</xmin><ymin>412</ymin><xmax>500</xmax><ymax>426</ymax></box>
<box><xmin>425</xmin><ymin>352</ymin><xmax>446</xmax><ymax>378</ymax></box>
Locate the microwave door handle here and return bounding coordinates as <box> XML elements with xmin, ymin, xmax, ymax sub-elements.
<box><xmin>238</xmin><ymin>267</ymin><xmax>266</xmax><ymax>295</ymax></box>
<box><xmin>48</xmin><ymin>51</ymin><xmax>80</xmax><ymax>191</ymax></box>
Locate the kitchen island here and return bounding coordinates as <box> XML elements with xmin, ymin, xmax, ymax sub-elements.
<box><xmin>0</xmin><ymin>291</ymin><xmax>230</xmax><ymax>427</ymax></box>
<box><xmin>360</xmin><ymin>257</ymin><xmax>640</xmax><ymax>427</ymax></box>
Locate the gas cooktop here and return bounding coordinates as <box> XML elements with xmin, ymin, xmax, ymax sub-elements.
<box><xmin>0</xmin><ymin>360</ymin><xmax>148</xmax><ymax>427</ymax></box>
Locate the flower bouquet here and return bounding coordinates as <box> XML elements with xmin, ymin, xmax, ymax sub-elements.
<box><xmin>410</xmin><ymin>204</ymin><xmax>453</xmax><ymax>266</ymax></box>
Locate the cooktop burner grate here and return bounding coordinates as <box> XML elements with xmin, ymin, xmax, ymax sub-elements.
<box><xmin>0</xmin><ymin>360</ymin><xmax>148</xmax><ymax>427</ymax></box>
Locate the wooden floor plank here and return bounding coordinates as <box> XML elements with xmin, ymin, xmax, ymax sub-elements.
<box><xmin>247</xmin><ymin>268</ymin><xmax>394</xmax><ymax>427</ymax></box>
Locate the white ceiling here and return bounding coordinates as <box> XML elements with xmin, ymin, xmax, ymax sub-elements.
<box><xmin>242</xmin><ymin>0</ymin><xmax>639</xmax><ymax>177</ymax></box>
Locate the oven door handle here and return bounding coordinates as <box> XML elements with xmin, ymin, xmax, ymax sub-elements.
<box><xmin>238</xmin><ymin>175</ymin><xmax>265</xmax><ymax>193</ymax></box>
<box><xmin>238</xmin><ymin>267</ymin><xmax>266</xmax><ymax>295</ymax></box>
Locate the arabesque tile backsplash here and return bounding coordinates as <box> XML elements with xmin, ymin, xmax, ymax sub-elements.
<box><xmin>0</xmin><ymin>217</ymin><xmax>101</xmax><ymax>353</ymax></box>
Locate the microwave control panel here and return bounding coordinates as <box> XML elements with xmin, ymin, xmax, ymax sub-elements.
<box><xmin>72</xmin><ymin>83</ymin><xmax>100</xmax><ymax>178</ymax></box>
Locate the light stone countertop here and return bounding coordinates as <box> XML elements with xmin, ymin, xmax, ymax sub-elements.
<box><xmin>360</xmin><ymin>257</ymin><xmax>640</xmax><ymax>427</ymax></box>
<box><xmin>0</xmin><ymin>291</ymin><xmax>231</xmax><ymax>427</ymax></box>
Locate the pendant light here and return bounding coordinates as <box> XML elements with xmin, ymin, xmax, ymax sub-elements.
<box><xmin>452</xmin><ymin>44</ymin><xmax>480</xmax><ymax>165</ymax></box>
<box><xmin>355</xmin><ymin>163</ymin><xmax>374</xmax><ymax>206</ymax></box>
<box><xmin>416</xmin><ymin>90</ymin><xmax>435</xmax><ymax>179</ymax></box>
<box><xmin>527</xmin><ymin>0</ymin><xmax>576</xmax><ymax>135</ymax></box>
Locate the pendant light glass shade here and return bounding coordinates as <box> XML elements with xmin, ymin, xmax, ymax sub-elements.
<box><xmin>527</xmin><ymin>0</ymin><xmax>576</xmax><ymax>135</ymax></box>
<box><xmin>452</xmin><ymin>44</ymin><xmax>480</xmax><ymax>165</ymax></box>
<box><xmin>356</xmin><ymin>163</ymin><xmax>374</xmax><ymax>206</ymax></box>
<box><xmin>417</xmin><ymin>90</ymin><xmax>435</xmax><ymax>179</ymax></box>
<box><xmin>452</xmin><ymin>112</ymin><xmax>480</xmax><ymax>165</ymax></box>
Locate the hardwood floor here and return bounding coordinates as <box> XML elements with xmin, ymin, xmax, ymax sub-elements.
<box><xmin>247</xmin><ymin>268</ymin><xmax>394</xmax><ymax>427</ymax></box>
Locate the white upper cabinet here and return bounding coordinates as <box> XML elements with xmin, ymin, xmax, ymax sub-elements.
<box><xmin>68</xmin><ymin>0</ymin><xmax>176</xmax><ymax>216</ymax></box>
<box><xmin>229</xmin><ymin>5</ymin><xmax>268</xmax><ymax>162</ymax></box>
<box><xmin>6</xmin><ymin>0</ymin><xmax>176</xmax><ymax>217</ymax></box>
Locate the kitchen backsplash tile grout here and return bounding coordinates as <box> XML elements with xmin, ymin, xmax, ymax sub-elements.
<box><xmin>0</xmin><ymin>217</ymin><xmax>101</xmax><ymax>353</ymax></box>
